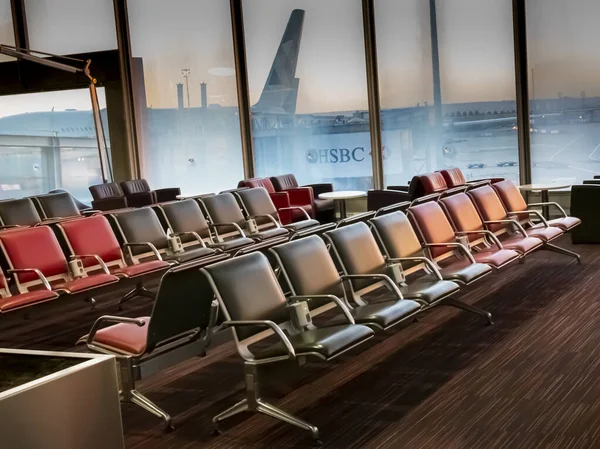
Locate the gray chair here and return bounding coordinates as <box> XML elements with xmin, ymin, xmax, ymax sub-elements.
<box><xmin>324</xmin><ymin>222</ymin><xmax>493</xmax><ymax>324</ymax></box>
<box><xmin>201</xmin><ymin>252</ymin><xmax>374</xmax><ymax>440</ymax></box>
<box><xmin>370</xmin><ymin>211</ymin><xmax>492</xmax><ymax>285</ymax></box>
<box><xmin>110</xmin><ymin>207</ymin><xmax>228</xmax><ymax>265</ymax></box>
<box><xmin>271</xmin><ymin>235</ymin><xmax>422</xmax><ymax>330</ymax></box>
<box><xmin>0</xmin><ymin>198</ymin><xmax>42</xmax><ymax>227</ymax></box>
<box><xmin>33</xmin><ymin>192</ymin><xmax>82</xmax><ymax>219</ymax></box>
<box><xmin>80</xmin><ymin>262</ymin><xmax>219</xmax><ymax>428</ymax></box>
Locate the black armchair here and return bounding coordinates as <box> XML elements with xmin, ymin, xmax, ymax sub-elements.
<box><xmin>571</xmin><ymin>183</ymin><xmax>600</xmax><ymax>243</ymax></box>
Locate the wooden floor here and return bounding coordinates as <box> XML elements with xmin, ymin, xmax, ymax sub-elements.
<box><xmin>2</xmin><ymin>236</ymin><xmax>600</xmax><ymax>449</ymax></box>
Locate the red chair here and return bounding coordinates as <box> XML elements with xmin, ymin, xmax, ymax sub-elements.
<box><xmin>57</xmin><ymin>215</ymin><xmax>171</xmax><ymax>304</ymax></box>
<box><xmin>420</xmin><ymin>172</ymin><xmax>448</xmax><ymax>195</ymax></box>
<box><xmin>437</xmin><ymin>167</ymin><xmax>505</xmax><ymax>188</ymax></box>
<box><xmin>238</xmin><ymin>177</ymin><xmax>314</xmax><ymax>224</ymax></box>
<box><xmin>0</xmin><ymin>226</ymin><xmax>119</xmax><ymax>297</ymax></box>
<box><xmin>0</xmin><ymin>266</ymin><xmax>59</xmax><ymax>313</ymax></box>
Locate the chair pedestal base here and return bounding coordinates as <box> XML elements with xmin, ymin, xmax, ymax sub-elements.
<box><xmin>213</xmin><ymin>364</ymin><xmax>320</xmax><ymax>440</ymax></box>
<box><xmin>442</xmin><ymin>297</ymin><xmax>494</xmax><ymax>325</ymax></box>
<box><xmin>119</xmin><ymin>284</ymin><xmax>156</xmax><ymax>307</ymax></box>
<box><xmin>543</xmin><ymin>243</ymin><xmax>581</xmax><ymax>263</ymax></box>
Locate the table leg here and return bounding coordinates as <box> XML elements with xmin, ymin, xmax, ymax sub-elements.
<box><xmin>541</xmin><ymin>190</ymin><xmax>549</xmax><ymax>219</ymax></box>
<box><xmin>338</xmin><ymin>199</ymin><xmax>347</xmax><ymax>220</ymax></box>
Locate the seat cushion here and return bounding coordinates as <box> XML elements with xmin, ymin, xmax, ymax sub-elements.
<box><xmin>165</xmin><ymin>247</ymin><xmax>216</xmax><ymax>263</ymax></box>
<box><xmin>525</xmin><ymin>226</ymin><xmax>563</xmax><ymax>242</ymax></box>
<box><xmin>252</xmin><ymin>227</ymin><xmax>289</xmax><ymax>241</ymax></box>
<box><xmin>547</xmin><ymin>217</ymin><xmax>581</xmax><ymax>231</ymax></box>
<box><xmin>208</xmin><ymin>237</ymin><xmax>255</xmax><ymax>251</ymax></box>
<box><xmin>0</xmin><ymin>289</ymin><xmax>59</xmax><ymax>312</ymax></box>
<box><xmin>314</xmin><ymin>197</ymin><xmax>334</xmax><ymax>212</ymax></box>
<box><xmin>500</xmin><ymin>235</ymin><xmax>543</xmax><ymax>254</ymax></box>
<box><xmin>113</xmin><ymin>260</ymin><xmax>170</xmax><ymax>278</ymax></box>
<box><xmin>54</xmin><ymin>273</ymin><xmax>119</xmax><ymax>293</ymax></box>
<box><xmin>255</xmin><ymin>324</ymin><xmax>373</xmax><ymax>359</ymax></box>
<box><xmin>284</xmin><ymin>219</ymin><xmax>320</xmax><ymax>232</ymax></box>
<box><xmin>93</xmin><ymin>316</ymin><xmax>150</xmax><ymax>355</ymax></box>
<box><xmin>472</xmin><ymin>248</ymin><xmax>519</xmax><ymax>268</ymax></box>
<box><xmin>351</xmin><ymin>300</ymin><xmax>421</xmax><ymax>329</ymax></box>
<box><xmin>438</xmin><ymin>258</ymin><xmax>493</xmax><ymax>284</ymax></box>
<box><xmin>399</xmin><ymin>279</ymin><xmax>460</xmax><ymax>305</ymax></box>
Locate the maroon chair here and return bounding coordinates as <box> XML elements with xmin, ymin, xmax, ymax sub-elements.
<box><xmin>238</xmin><ymin>177</ymin><xmax>313</xmax><ymax>224</ymax></box>
<box><xmin>437</xmin><ymin>167</ymin><xmax>504</xmax><ymax>188</ymax></box>
<box><xmin>270</xmin><ymin>174</ymin><xmax>334</xmax><ymax>223</ymax></box>
<box><xmin>120</xmin><ymin>179</ymin><xmax>181</xmax><ymax>207</ymax></box>
<box><xmin>420</xmin><ymin>172</ymin><xmax>448</xmax><ymax>195</ymax></box>
<box><xmin>89</xmin><ymin>182</ymin><xmax>128</xmax><ymax>211</ymax></box>
<box><xmin>0</xmin><ymin>265</ymin><xmax>59</xmax><ymax>313</ymax></box>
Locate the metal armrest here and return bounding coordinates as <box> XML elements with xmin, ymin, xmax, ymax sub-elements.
<box><xmin>82</xmin><ymin>209</ymin><xmax>101</xmax><ymax>216</ymax></box>
<box><xmin>123</xmin><ymin>242</ymin><xmax>163</xmax><ymax>261</ymax></box>
<box><xmin>71</xmin><ymin>254</ymin><xmax>110</xmax><ymax>274</ymax></box>
<box><xmin>527</xmin><ymin>202</ymin><xmax>568</xmax><ymax>218</ymax></box>
<box><xmin>249</xmin><ymin>214</ymin><xmax>281</xmax><ymax>228</ymax></box>
<box><xmin>483</xmin><ymin>219</ymin><xmax>528</xmax><ymax>237</ymax></box>
<box><xmin>86</xmin><ymin>315</ymin><xmax>146</xmax><ymax>346</ymax></box>
<box><xmin>212</xmin><ymin>222</ymin><xmax>247</xmax><ymax>238</ymax></box>
<box><xmin>290</xmin><ymin>295</ymin><xmax>355</xmax><ymax>324</ymax></box>
<box><xmin>222</xmin><ymin>320</ymin><xmax>295</xmax><ymax>358</ymax></box>
<box><xmin>171</xmin><ymin>231</ymin><xmax>206</xmax><ymax>247</ymax></box>
<box><xmin>8</xmin><ymin>268</ymin><xmax>52</xmax><ymax>290</ymax></box>
<box><xmin>203</xmin><ymin>300</ymin><xmax>219</xmax><ymax>347</ymax></box>
<box><xmin>424</xmin><ymin>242</ymin><xmax>478</xmax><ymax>262</ymax></box>
<box><xmin>277</xmin><ymin>206</ymin><xmax>311</xmax><ymax>221</ymax></box>
<box><xmin>507</xmin><ymin>210</ymin><xmax>549</xmax><ymax>227</ymax></box>
<box><xmin>0</xmin><ymin>224</ymin><xmax>20</xmax><ymax>230</ymax></box>
<box><xmin>341</xmin><ymin>273</ymin><xmax>404</xmax><ymax>299</ymax></box>
<box><xmin>388</xmin><ymin>256</ymin><xmax>443</xmax><ymax>280</ymax></box>
<box><xmin>454</xmin><ymin>230</ymin><xmax>504</xmax><ymax>251</ymax></box>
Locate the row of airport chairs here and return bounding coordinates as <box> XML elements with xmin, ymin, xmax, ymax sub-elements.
<box><xmin>79</xmin><ymin>179</ymin><xmax>581</xmax><ymax>438</ymax></box>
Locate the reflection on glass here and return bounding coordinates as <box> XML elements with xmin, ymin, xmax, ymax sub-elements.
<box><xmin>527</xmin><ymin>0</ymin><xmax>600</xmax><ymax>185</ymax></box>
<box><xmin>0</xmin><ymin>89</ymin><xmax>110</xmax><ymax>202</ymax></box>
<box><xmin>128</xmin><ymin>0</ymin><xmax>244</xmax><ymax>195</ymax></box>
<box><xmin>245</xmin><ymin>1</ymin><xmax>373</xmax><ymax>190</ymax></box>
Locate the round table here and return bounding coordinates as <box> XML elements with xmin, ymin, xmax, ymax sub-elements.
<box><xmin>318</xmin><ymin>191</ymin><xmax>367</xmax><ymax>220</ymax></box>
<box><xmin>518</xmin><ymin>183</ymin><xmax>571</xmax><ymax>218</ymax></box>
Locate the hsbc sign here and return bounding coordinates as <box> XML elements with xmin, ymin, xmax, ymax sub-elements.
<box><xmin>306</xmin><ymin>147</ymin><xmax>390</xmax><ymax>164</ymax></box>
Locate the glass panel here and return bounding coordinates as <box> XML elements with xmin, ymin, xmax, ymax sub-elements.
<box><xmin>128</xmin><ymin>0</ymin><xmax>244</xmax><ymax>195</ymax></box>
<box><xmin>244</xmin><ymin>1</ymin><xmax>372</xmax><ymax>190</ymax></box>
<box><xmin>0</xmin><ymin>0</ymin><xmax>15</xmax><ymax>63</ymax></box>
<box><xmin>26</xmin><ymin>0</ymin><xmax>117</xmax><ymax>54</ymax></box>
<box><xmin>0</xmin><ymin>88</ymin><xmax>110</xmax><ymax>203</ymax></box>
<box><xmin>527</xmin><ymin>0</ymin><xmax>600</xmax><ymax>185</ymax></box>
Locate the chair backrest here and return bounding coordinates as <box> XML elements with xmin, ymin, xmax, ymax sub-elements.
<box><xmin>35</xmin><ymin>192</ymin><xmax>81</xmax><ymax>219</ymax></box>
<box><xmin>407</xmin><ymin>175</ymin><xmax>425</xmax><ymax>199</ymax></box>
<box><xmin>159</xmin><ymin>200</ymin><xmax>211</xmax><ymax>242</ymax></box>
<box><xmin>201</xmin><ymin>192</ymin><xmax>246</xmax><ymax>232</ymax></box>
<box><xmin>89</xmin><ymin>182</ymin><xmax>124</xmax><ymax>201</ymax></box>
<box><xmin>48</xmin><ymin>189</ymin><xmax>90</xmax><ymax>211</ymax></box>
<box><xmin>236</xmin><ymin>187</ymin><xmax>279</xmax><ymax>225</ymax></box>
<box><xmin>438</xmin><ymin>168</ymin><xmax>467</xmax><ymax>188</ymax></box>
<box><xmin>58</xmin><ymin>215</ymin><xmax>124</xmax><ymax>267</ymax></box>
<box><xmin>270</xmin><ymin>174</ymin><xmax>299</xmax><ymax>191</ymax></box>
<box><xmin>467</xmin><ymin>185</ymin><xmax>508</xmax><ymax>233</ymax></box>
<box><xmin>325</xmin><ymin>222</ymin><xmax>387</xmax><ymax>291</ymax></box>
<box><xmin>237</xmin><ymin>177</ymin><xmax>276</xmax><ymax>194</ymax></box>
<box><xmin>121</xmin><ymin>179</ymin><xmax>152</xmax><ymax>196</ymax></box>
<box><xmin>0</xmin><ymin>226</ymin><xmax>68</xmax><ymax>285</ymax></box>
<box><xmin>439</xmin><ymin>193</ymin><xmax>485</xmax><ymax>241</ymax></box>
<box><xmin>420</xmin><ymin>172</ymin><xmax>448</xmax><ymax>194</ymax></box>
<box><xmin>492</xmin><ymin>180</ymin><xmax>528</xmax><ymax>212</ymax></box>
<box><xmin>407</xmin><ymin>201</ymin><xmax>456</xmax><ymax>258</ymax></box>
<box><xmin>145</xmin><ymin>263</ymin><xmax>217</xmax><ymax>352</ymax></box>
<box><xmin>0</xmin><ymin>198</ymin><xmax>42</xmax><ymax>226</ymax></box>
<box><xmin>271</xmin><ymin>235</ymin><xmax>344</xmax><ymax>300</ymax></box>
<box><xmin>113</xmin><ymin>208</ymin><xmax>168</xmax><ymax>255</ymax></box>
<box><xmin>202</xmin><ymin>252</ymin><xmax>289</xmax><ymax>341</ymax></box>
<box><xmin>369</xmin><ymin>211</ymin><xmax>423</xmax><ymax>259</ymax></box>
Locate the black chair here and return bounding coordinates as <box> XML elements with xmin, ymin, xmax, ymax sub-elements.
<box><xmin>571</xmin><ymin>183</ymin><xmax>600</xmax><ymax>243</ymax></box>
<box><xmin>89</xmin><ymin>182</ymin><xmax>128</xmax><ymax>211</ymax></box>
<box><xmin>121</xmin><ymin>179</ymin><xmax>181</xmax><ymax>205</ymax></box>
<box><xmin>110</xmin><ymin>207</ymin><xmax>228</xmax><ymax>265</ymax></box>
<box><xmin>80</xmin><ymin>262</ymin><xmax>219</xmax><ymax>428</ymax></box>
<box><xmin>324</xmin><ymin>222</ymin><xmax>493</xmax><ymax>324</ymax></box>
<box><xmin>33</xmin><ymin>192</ymin><xmax>82</xmax><ymax>219</ymax></box>
<box><xmin>271</xmin><ymin>235</ymin><xmax>422</xmax><ymax>330</ymax></box>
<box><xmin>154</xmin><ymin>199</ymin><xmax>256</xmax><ymax>253</ymax></box>
<box><xmin>0</xmin><ymin>198</ymin><xmax>42</xmax><ymax>227</ymax></box>
<box><xmin>201</xmin><ymin>252</ymin><xmax>374</xmax><ymax>440</ymax></box>
<box><xmin>48</xmin><ymin>189</ymin><xmax>91</xmax><ymax>211</ymax></box>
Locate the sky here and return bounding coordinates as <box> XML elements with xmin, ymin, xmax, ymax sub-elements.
<box><xmin>1</xmin><ymin>0</ymin><xmax>599</xmax><ymax>117</ymax></box>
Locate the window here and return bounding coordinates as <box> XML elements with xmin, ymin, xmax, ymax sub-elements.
<box><xmin>244</xmin><ymin>0</ymin><xmax>373</xmax><ymax>190</ymax></box>
<box><xmin>128</xmin><ymin>0</ymin><xmax>244</xmax><ymax>194</ymax></box>
<box><xmin>0</xmin><ymin>88</ymin><xmax>110</xmax><ymax>202</ymax></box>
<box><xmin>25</xmin><ymin>0</ymin><xmax>117</xmax><ymax>54</ymax></box>
<box><xmin>527</xmin><ymin>0</ymin><xmax>600</xmax><ymax>184</ymax></box>
<box><xmin>0</xmin><ymin>0</ymin><xmax>14</xmax><ymax>63</ymax></box>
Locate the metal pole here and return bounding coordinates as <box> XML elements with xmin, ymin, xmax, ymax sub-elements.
<box><xmin>429</xmin><ymin>0</ymin><xmax>442</xmax><ymax>129</ymax></box>
<box><xmin>10</xmin><ymin>0</ymin><xmax>29</xmax><ymax>50</ymax></box>
<box><xmin>230</xmin><ymin>0</ymin><xmax>255</xmax><ymax>179</ymax></box>
<box><xmin>362</xmin><ymin>0</ymin><xmax>384</xmax><ymax>190</ymax></box>
<box><xmin>512</xmin><ymin>0</ymin><xmax>532</xmax><ymax>185</ymax></box>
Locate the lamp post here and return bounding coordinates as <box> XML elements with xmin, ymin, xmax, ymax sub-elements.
<box><xmin>181</xmin><ymin>68</ymin><xmax>191</xmax><ymax>108</ymax></box>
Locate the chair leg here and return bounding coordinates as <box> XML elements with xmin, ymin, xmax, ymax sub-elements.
<box><xmin>213</xmin><ymin>363</ymin><xmax>320</xmax><ymax>440</ymax></box>
<box><xmin>130</xmin><ymin>390</ymin><xmax>173</xmax><ymax>430</ymax></box>
<box><xmin>442</xmin><ymin>297</ymin><xmax>493</xmax><ymax>325</ymax></box>
<box><xmin>543</xmin><ymin>243</ymin><xmax>581</xmax><ymax>263</ymax></box>
<box><xmin>119</xmin><ymin>283</ymin><xmax>156</xmax><ymax>308</ymax></box>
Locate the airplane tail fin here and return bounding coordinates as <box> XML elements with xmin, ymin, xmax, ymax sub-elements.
<box><xmin>253</xmin><ymin>9</ymin><xmax>304</xmax><ymax>114</ymax></box>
